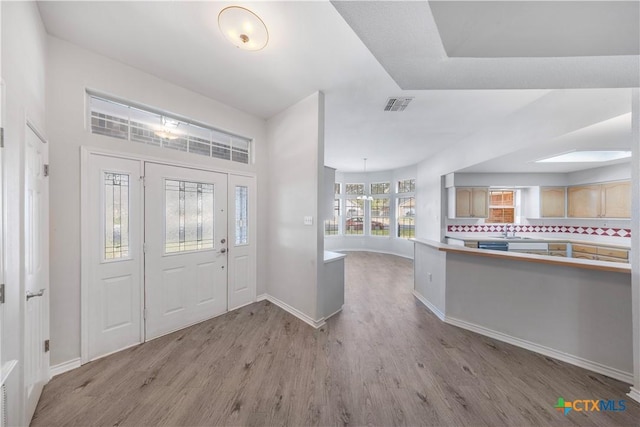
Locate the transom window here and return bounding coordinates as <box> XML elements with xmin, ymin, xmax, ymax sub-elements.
<box><xmin>89</xmin><ymin>93</ymin><xmax>251</xmax><ymax>164</ymax></box>
<box><xmin>345</xmin><ymin>183</ymin><xmax>364</xmax><ymax>195</ymax></box>
<box><xmin>371</xmin><ymin>182</ymin><xmax>390</xmax><ymax>195</ymax></box>
<box><xmin>398</xmin><ymin>179</ymin><xmax>415</xmax><ymax>193</ymax></box>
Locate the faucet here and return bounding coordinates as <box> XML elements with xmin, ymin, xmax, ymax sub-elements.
<box><xmin>502</xmin><ymin>224</ymin><xmax>509</xmax><ymax>237</ymax></box>
<box><xmin>512</xmin><ymin>224</ymin><xmax>517</xmax><ymax>237</ymax></box>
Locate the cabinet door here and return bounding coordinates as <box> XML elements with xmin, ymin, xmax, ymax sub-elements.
<box><xmin>567</xmin><ymin>185</ymin><xmax>600</xmax><ymax>218</ymax></box>
<box><xmin>455</xmin><ymin>188</ymin><xmax>473</xmax><ymax>217</ymax></box>
<box><xmin>471</xmin><ymin>188</ymin><xmax>489</xmax><ymax>218</ymax></box>
<box><xmin>601</xmin><ymin>181</ymin><xmax>630</xmax><ymax>218</ymax></box>
<box><xmin>540</xmin><ymin>187</ymin><xmax>565</xmax><ymax>217</ymax></box>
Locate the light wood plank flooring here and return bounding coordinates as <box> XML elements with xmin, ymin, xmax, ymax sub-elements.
<box><xmin>33</xmin><ymin>252</ymin><xmax>640</xmax><ymax>426</ymax></box>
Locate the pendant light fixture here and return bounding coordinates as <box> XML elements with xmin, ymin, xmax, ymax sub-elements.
<box><xmin>218</xmin><ymin>6</ymin><xmax>269</xmax><ymax>51</ymax></box>
<box><xmin>357</xmin><ymin>158</ymin><xmax>374</xmax><ymax>201</ymax></box>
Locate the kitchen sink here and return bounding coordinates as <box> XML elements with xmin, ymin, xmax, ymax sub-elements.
<box><xmin>490</xmin><ymin>236</ymin><xmax>533</xmax><ymax>240</ymax></box>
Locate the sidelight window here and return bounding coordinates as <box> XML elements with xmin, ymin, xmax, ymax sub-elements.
<box><xmin>104</xmin><ymin>173</ymin><xmax>130</xmax><ymax>260</ymax></box>
<box><xmin>235</xmin><ymin>186</ymin><xmax>249</xmax><ymax>246</ymax></box>
<box><xmin>165</xmin><ymin>180</ymin><xmax>214</xmax><ymax>253</ymax></box>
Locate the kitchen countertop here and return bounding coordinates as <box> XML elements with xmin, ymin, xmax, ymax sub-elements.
<box><xmin>324</xmin><ymin>251</ymin><xmax>347</xmax><ymax>263</ymax></box>
<box><xmin>445</xmin><ymin>235</ymin><xmax>631</xmax><ymax>250</ymax></box>
<box><xmin>413</xmin><ymin>238</ymin><xmax>631</xmax><ymax>274</ymax></box>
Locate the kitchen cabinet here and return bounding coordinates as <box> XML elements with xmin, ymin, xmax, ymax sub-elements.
<box><xmin>568</xmin><ymin>181</ymin><xmax>630</xmax><ymax>218</ymax></box>
<box><xmin>548</xmin><ymin>243</ymin><xmax>567</xmax><ymax>257</ymax></box>
<box><xmin>449</xmin><ymin>187</ymin><xmax>488</xmax><ymax>218</ymax></box>
<box><xmin>571</xmin><ymin>243</ymin><xmax>628</xmax><ymax>263</ymax></box>
<box><xmin>540</xmin><ymin>187</ymin><xmax>566</xmax><ymax>217</ymax></box>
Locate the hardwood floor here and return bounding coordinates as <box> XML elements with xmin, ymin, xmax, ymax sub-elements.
<box><xmin>33</xmin><ymin>252</ymin><xmax>640</xmax><ymax>426</ymax></box>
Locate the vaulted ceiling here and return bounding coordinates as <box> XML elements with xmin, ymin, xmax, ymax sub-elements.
<box><xmin>37</xmin><ymin>1</ymin><xmax>639</xmax><ymax>173</ymax></box>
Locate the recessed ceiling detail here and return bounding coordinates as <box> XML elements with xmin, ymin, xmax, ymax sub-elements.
<box><xmin>331</xmin><ymin>1</ymin><xmax>640</xmax><ymax>90</ymax></box>
<box><xmin>384</xmin><ymin>97</ymin><xmax>413</xmax><ymax>112</ymax></box>
<box><xmin>430</xmin><ymin>1</ymin><xmax>640</xmax><ymax>58</ymax></box>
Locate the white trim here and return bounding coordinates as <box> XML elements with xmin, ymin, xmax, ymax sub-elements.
<box><xmin>80</xmin><ymin>146</ymin><xmax>256</xmax><ymax>179</ymax></box>
<box><xmin>256</xmin><ymin>293</ymin><xmax>268</xmax><ymax>302</ymax></box>
<box><xmin>49</xmin><ymin>358</ymin><xmax>81</xmax><ymax>378</ymax></box>
<box><xmin>412</xmin><ymin>290</ymin><xmax>445</xmax><ymax>321</ymax></box>
<box><xmin>0</xmin><ymin>360</ymin><xmax>18</xmax><ymax>386</ymax></box>
<box><xmin>627</xmin><ymin>387</ymin><xmax>640</xmax><ymax>404</ymax></box>
<box><xmin>264</xmin><ymin>294</ymin><xmax>326</xmax><ymax>329</ymax></box>
<box><xmin>332</xmin><ymin>248</ymin><xmax>413</xmax><ymax>260</ymax></box>
<box><xmin>445</xmin><ymin>316</ymin><xmax>634</xmax><ymax>385</ymax></box>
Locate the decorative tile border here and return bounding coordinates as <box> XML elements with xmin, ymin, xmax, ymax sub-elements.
<box><xmin>447</xmin><ymin>224</ymin><xmax>631</xmax><ymax>238</ymax></box>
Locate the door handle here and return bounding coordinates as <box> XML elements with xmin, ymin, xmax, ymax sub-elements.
<box><xmin>220</xmin><ymin>248</ymin><xmax>227</xmax><ymax>254</ymax></box>
<box><xmin>26</xmin><ymin>288</ymin><xmax>46</xmax><ymax>300</ymax></box>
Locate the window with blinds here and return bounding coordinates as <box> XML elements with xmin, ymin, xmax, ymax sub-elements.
<box><xmin>88</xmin><ymin>93</ymin><xmax>251</xmax><ymax>164</ymax></box>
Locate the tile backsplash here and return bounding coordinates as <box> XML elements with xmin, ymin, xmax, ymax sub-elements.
<box><xmin>446</xmin><ymin>224</ymin><xmax>631</xmax><ymax>238</ymax></box>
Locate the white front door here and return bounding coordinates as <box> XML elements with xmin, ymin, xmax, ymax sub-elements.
<box><xmin>144</xmin><ymin>163</ymin><xmax>228</xmax><ymax>340</ymax></box>
<box><xmin>84</xmin><ymin>154</ymin><xmax>143</xmax><ymax>361</ymax></box>
<box><xmin>24</xmin><ymin>124</ymin><xmax>49</xmax><ymax>422</ymax></box>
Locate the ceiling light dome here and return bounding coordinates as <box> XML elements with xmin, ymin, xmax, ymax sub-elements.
<box><xmin>218</xmin><ymin>6</ymin><xmax>269</xmax><ymax>51</ymax></box>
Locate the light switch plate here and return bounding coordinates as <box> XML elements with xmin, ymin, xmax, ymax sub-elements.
<box><xmin>304</xmin><ymin>216</ymin><xmax>313</xmax><ymax>225</ymax></box>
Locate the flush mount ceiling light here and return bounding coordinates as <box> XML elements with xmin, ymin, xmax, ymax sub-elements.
<box><xmin>357</xmin><ymin>158</ymin><xmax>374</xmax><ymax>201</ymax></box>
<box><xmin>218</xmin><ymin>6</ymin><xmax>269</xmax><ymax>51</ymax></box>
<box><xmin>535</xmin><ymin>150</ymin><xmax>632</xmax><ymax>163</ymax></box>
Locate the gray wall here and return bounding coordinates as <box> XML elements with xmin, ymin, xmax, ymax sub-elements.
<box><xmin>446</xmin><ymin>253</ymin><xmax>633</xmax><ymax>376</ymax></box>
<box><xmin>266</xmin><ymin>92</ymin><xmax>324</xmax><ymax>322</ymax></box>
<box><xmin>46</xmin><ymin>37</ymin><xmax>268</xmax><ymax>366</ymax></box>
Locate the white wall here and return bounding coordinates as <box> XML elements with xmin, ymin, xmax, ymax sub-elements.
<box><xmin>46</xmin><ymin>37</ymin><xmax>268</xmax><ymax>366</ymax></box>
<box><xmin>324</xmin><ymin>164</ymin><xmax>416</xmax><ymax>258</ymax></box>
<box><xmin>1</xmin><ymin>2</ymin><xmax>48</xmax><ymax>424</ymax></box>
<box><xmin>266</xmin><ymin>92</ymin><xmax>324</xmax><ymax>322</ymax></box>
<box><xmin>630</xmin><ymin>88</ymin><xmax>640</xmax><ymax>401</ymax></box>
<box><xmin>567</xmin><ymin>162</ymin><xmax>631</xmax><ymax>185</ymax></box>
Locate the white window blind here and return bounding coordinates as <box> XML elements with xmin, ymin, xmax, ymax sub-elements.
<box><xmin>89</xmin><ymin>93</ymin><xmax>251</xmax><ymax>164</ymax></box>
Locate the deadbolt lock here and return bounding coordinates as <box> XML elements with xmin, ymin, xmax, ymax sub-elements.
<box><xmin>221</xmin><ymin>238</ymin><xmax>226</xmax><ymax>244</ymax></box>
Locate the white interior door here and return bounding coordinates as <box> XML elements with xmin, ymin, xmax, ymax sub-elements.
<box><xmin>24</xmin><ymin>124</ymin><xmax>49</xmax><ymax>422</ymax></box>
<box><xmin>144</xmin><ymin>163</ymin><xmax>228</xmax><ymax>340</ymax></box>
<box><xmin>84</xmin><ymin>154</ymin><xmax>143</xmax><ymax>361</ymax></box>
<box><xmin>227</xmin><ymin>174</ymin><xmax>256</xmax><ymax>310</ymax></box>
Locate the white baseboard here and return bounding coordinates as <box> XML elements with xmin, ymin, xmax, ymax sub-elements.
<box><xmin>263</xmin><ymin>294</ymin><xmax>326</xmax><ymax>329</ymax></box>
<box><xmin>256</xmin><ymin>293</ymin><xmax>268</xmax><ymax>302</ymax></box>
<box><xmin>331</xmin><ymin>248</ymin><xmax>413</xmax><ymax>260</ymax></box>
<box><xmin>324</xmin><ymin>306</ymin><xmax>343</xmax><ymax>321</ymax></box>
<box><xmin>445</xmin><ymin>316</ymin><xmax>634</xmax><ymax>385</ymax></box>
<box><xmin>628</xmin><ymin>387</ymin><xmax>640</xmax><ymax>403</ymax></box>
<box><xmin>412</xmin><ymin>290</ymin><xmax>445</xmax><ymax>321</ymax></box>
<box><xmin>50</xmin><ymin>358</ymin><xmax>81</xmax><ymax>378</ymax></box>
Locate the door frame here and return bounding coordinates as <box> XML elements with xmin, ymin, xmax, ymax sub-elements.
<box><xmin>23</xmin><ymin>117</ymin><xmax>50</xmax><ymax>423</ymax></box>
<box><xmin>80</xmin><ymin>147</ymin><xmax>256</xmax><ymax>364</ymax></box>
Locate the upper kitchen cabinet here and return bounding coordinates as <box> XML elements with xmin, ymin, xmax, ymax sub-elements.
<box><xmin>568</xmin><ymin>180</ymin><xmax>630</xmax><ymax>218</ymax></box>
<box><xmin>540</xmin><ymin>187</ymin><xmax>566</xmax><ymax>217</ymax></box>
<box><xmin>448</xmin><ymin>187</ymin><xmax>488</xmax><ymax>218</ymax></box>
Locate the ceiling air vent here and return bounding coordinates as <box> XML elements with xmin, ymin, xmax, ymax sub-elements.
<box><xmin>384</xmin><ymin>97</ymin><xmax>414</xmax><ymax>112</ymax></box>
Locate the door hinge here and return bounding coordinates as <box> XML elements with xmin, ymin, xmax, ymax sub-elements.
<box><xmin>140</xmin><ymin>175</ymin><xmax>146</xmax><ymax>187</ymax></box>
<box><xmin>0</xmin><ymin>127</ymin><xmax>4</xmax><ymax>148</ymax></box>
<box><xmin>0</xmin><ymin>284</ymin><xmax>4</xmax><ymax>304</ymax></box>
<box><xmin>143</xmin><ymin>242</ymin><xmax>147</xmax><ymax>254</ymax></box>
<box><xmin>44</xmin><ymin>339</ymin><xmax>50</xmax><ymax>352</ymax></box>
<box><xmin>143</xmin><ymin>308</ymin><xmax>147</xmax><ymax>320</ymax></box>
<box><xmin>43</xmin><ymin>164</ymin><xmax>49</xmax><ymax>177</ymax></box>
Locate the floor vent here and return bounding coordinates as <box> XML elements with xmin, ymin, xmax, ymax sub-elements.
<box><xmin>384</xmin><ymin>97</ymin><xmax>414</xmax><ymax>112</ymax></box>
